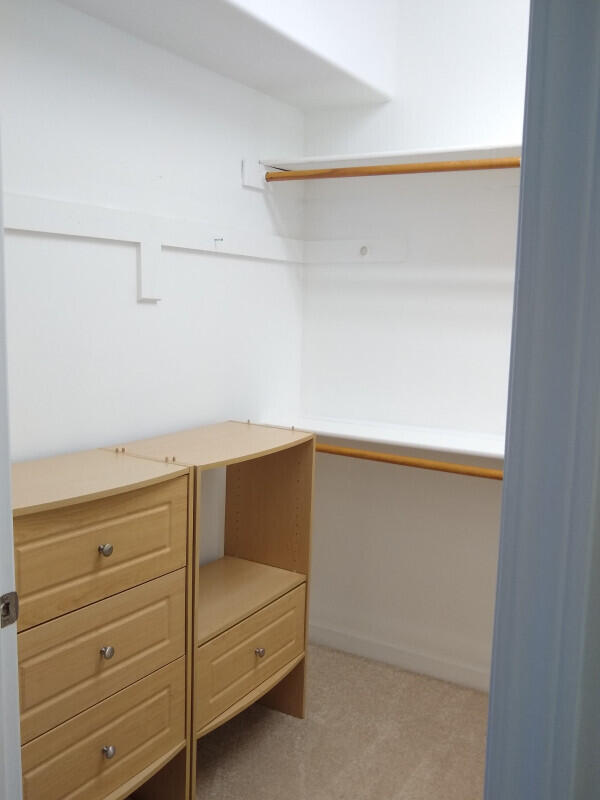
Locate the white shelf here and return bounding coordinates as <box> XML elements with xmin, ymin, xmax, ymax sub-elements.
<box><xmin>261</xmin><ymin>144</ymin><xmax>521</xmax><ymax>172</ymax></box>
<box><xmin>60</xmin><ymin>0</ymin><xmax>390</xmax><ymax>110</ymax></box>
<box><xmin>263</xmin><ymin>416</ymin><xmax>505</xmax><ymax>459</ymax></box>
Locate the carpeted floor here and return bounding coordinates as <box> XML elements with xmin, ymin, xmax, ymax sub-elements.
<box><xmin>196</xmin><ymin>644</ymin><xmax>488</xmax><ymax>800</ymax></box>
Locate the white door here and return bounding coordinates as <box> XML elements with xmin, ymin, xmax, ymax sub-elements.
<box><xmin>485</xmin><ymin>0</ymin><xmax>600</xmax><ymax>797</ymax></box>
<box><xmin>0</xmin><ymin>143</ymin><xmax>23</xmax><ymax>798</ymax></box>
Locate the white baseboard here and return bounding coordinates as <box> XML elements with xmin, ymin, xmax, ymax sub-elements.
<box><xmin>309</xmin><ymin>622</ymin><xmax>490</xmax><ymax>692</ymax></box>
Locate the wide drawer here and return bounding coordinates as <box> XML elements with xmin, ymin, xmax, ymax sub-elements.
<box><xmin>14</xmin><ymin>475</ymin><xmax>188</xmax><ymax>630</ymax></box>
<box><xmin>196</xmin><ymin>584</ymin><xmax>305</xmax><ymax>730</ymax></box>
<box><xmin>21</xmin><ymin>657</ymin><xmax>185</xmax><ymax>800</ymax></box>
<box><xmin>18</xmin><ymin>569</ymin><xmax>186</xmax><ymax>744</ymax></box>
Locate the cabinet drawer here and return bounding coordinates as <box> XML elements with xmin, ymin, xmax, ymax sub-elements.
<box><xmin>14</xmin><ymin>475</ymin><xmax>188</xmax><ymax>630</ymax></box>
<box><xmin>196</xmin><ymin>584</ymin><xmax>305</xmax><ymax>730</ymax></box>
<box><xmin>21</xmin><ymin>657</ymin><xmax>185</xmax><ymax>800</ymax></box>
<box><xmin>18</xmin><ymin>569</ymin><xmax>186</xmax><ymax>744</ymax></box>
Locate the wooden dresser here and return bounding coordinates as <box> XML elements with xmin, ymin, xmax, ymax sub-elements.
<box><xmin>12</xmin><ymin>449</ymin><xmax>194</xmax><ymax>800</ymax></box>
<box><xmin>12</xmin><ymin>422</ymin><xmax>314</xmax><ymax>799</ymax></box>
<box><xmin>115</xmin><ymin>421</ymin><xmax>315</xmax><ymax>796</ymax></box>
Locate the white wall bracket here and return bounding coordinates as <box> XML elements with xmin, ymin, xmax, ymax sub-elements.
<box><xmin>3</xmin><ymin>194</ymin><xmax>304</xmax><ymax>303</ymax></box>
<box><xmin>3</xmin><ymin>195</ymin><xmax>417</xmax><ymax>302</ymax></box>
<box><xmin>136</xmin><ymin>239</ymin><xmax>162</xmax><ymax>303</ymax></box>
<box><xmin>304</xmin><ymin>237</ymin><xmax>407</xmax><ymax>265</ymax></box>
<box><xmin>241</xmin><ymin>158</ymin><xmax>266</xmax><ymax>191</ymax></box>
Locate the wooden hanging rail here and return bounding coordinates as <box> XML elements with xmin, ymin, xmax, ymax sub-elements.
<box><xmin>265</xmin><ymin>156</ymin><xmax>521</xmax><ymax>182</ymax></box>
<box><xmin>316</xmin><ymin>442</ymin><xmax>503</xmax><ymax>480</ymax></box>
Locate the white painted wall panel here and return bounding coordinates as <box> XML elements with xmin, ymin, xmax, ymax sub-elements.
<box><xmin>310</xmin><ymin>448</ymin><xmax>502</xmax><ymax>690</ymax></box>
<box><xmin>0</xmin><ymin>0</ymin><xmax>303</xmax><ymax>238</ymax></box>
<box><xmin>301</xmin><ymin>171</ymin><xmax>517</xmax><ymax>687</ymax></box>
<box><xmin>4</xmin><ymin>234</ymin><xmax>302</xmax><ymax>459</ymax></box>
<box><xmin>305</xmin><ymin>0</ymin><xmax>530</xmax><ymax>155</ymax></box>
<box><xmin>298</xmin><ymin>1</ymin><xmax>527</xmax><ymax>686</ymax></box>
<box><xmin>0</xmin><ymin>0</ymin><xmax>304</xmax><ymax>460</ymax></box>
<box><xmin>301</xmin><ymin>171</ymin><xmax>518</xmax><ymax>436</ymax></box>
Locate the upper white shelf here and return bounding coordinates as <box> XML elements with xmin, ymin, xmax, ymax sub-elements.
<box><xmin>263</xmin><ymin>416</ymin><xmax>505</xmax><ymax>459</ymax></box>
<box><xmin>261</xmin><ymin>144</ymin><xmax>522</xmax><ymax>172</ymax></box>
<box><xmin>59</xmin><ymin>0</ymin><xmax>391</xmax><ymax>109</ymax></box>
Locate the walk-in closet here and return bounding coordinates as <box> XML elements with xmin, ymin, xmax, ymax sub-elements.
<box><xmin>4</xmin><ymin>2</ymin><xmax>596</xmax><ymax>800</ymax></box>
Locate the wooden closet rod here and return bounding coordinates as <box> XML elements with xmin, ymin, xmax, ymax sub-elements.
<box><xmin>316</xmin><ymin>443</ymin><xmax>504</xmax><ymax>480</ymax></box>
<box><xmin>265</xmin><ymin>156</ymin><xmax>521</xmax><ymax>182</ymax></box>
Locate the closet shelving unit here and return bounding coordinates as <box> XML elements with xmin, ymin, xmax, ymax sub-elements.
<box><xmin>285</xmin><ymin>417</ymin><xmax>504</xmax><ymax>479</ymax></box>
<box><xmin>261</xmin><ymin>144</ymin><xmax>521</xmax><ymax>181</ymax></box>
<box><xmin>288</xmin><ymin>417</ymin><xmax>505</xmax><ymax>460</ymax></box>
<box><xmin>112</xmin><ymin>421</ymin><xmax>315</xmax><ymax>795</ymax></box>
<box><xmin>262</xmin><ymin>418</ymin><xmax>504</xmax><ymax>480</ymax></box>
<box><xmin>262</xmin><ymin>144</ymin><xmax>520</xmax><ymax>480</ymax></box>
<box><xmin>11</xmin><ymin>422</ymin><xmax>314</xmax><ymax>800</ymax></box>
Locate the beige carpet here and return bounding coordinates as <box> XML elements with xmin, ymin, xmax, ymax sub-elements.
<box><xmin>197</xmin><ymin>644</ymin><xmax>488</xmax><ymax>800</ymax></box>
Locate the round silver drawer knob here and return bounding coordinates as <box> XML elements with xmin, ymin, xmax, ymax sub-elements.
<box><xmin>102</xmin><ymin>745</ymin><xmax>116</xmax><ymax>760</ymax></box>
<box><xmin>254</xmin><ymin>647</ymin><xmax>266</xmax><ymax>658</ymax></box>
<box><xmin>98</xmin><ymin>543</ymin><xmax>113</xmax><ymax>557</ymax></box>
<box><xmin>100</xmin><ymin>645</ymin><xmax>115</xmax><ymax>660</ymax></box>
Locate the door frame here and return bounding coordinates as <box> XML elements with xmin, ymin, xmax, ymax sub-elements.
<box><xmin>0</xmin><ymin>136</ymin><xmax>23</xmax><ymax>799</ymax></box>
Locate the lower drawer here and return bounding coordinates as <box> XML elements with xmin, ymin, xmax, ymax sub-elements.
<box><xmin>21</xmin><ymin>657</ymin><xmax>185</xmax><ymax>800</ymax></box>
<box><xmin>196</xmin><ymin>584</ymin><xmax>305</xmax><ymax>731</ymax></box>
<box><xmin>18</xmin><ymin>569</ymin><xmax>186</xmax><ymax>744</ymax></box>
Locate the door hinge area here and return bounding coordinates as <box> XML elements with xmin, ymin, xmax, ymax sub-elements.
<box><xmin>0</xmin><ymin>591</ymin><xmax>18</xmax><ymax>628</ymax></box>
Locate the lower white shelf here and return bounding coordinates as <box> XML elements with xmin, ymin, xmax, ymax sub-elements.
<box><xmin>262</xmin><ymin>416</ymin><xmax>505</xmax><ymax>459</ymax></box>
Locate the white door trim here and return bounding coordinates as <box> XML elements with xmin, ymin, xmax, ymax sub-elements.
<box><xmin>0</xmin><ymin>137</ymin><xmax>23</xmax><ymax>799</ymax></box>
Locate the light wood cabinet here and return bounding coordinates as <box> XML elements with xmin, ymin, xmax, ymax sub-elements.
<box><xmin>14</xmin><ymin>475</ymin><xmax>188</xmax><ymax>631</ymax></box>
<box><xmin>116</xmin><ymin>422</ymin><xmax>315</xmax><ymax>797</ymax></box>
<box><xmin>12</xmin><ymin>423</ymin><xmax>314</xmax><ymax>800</ymax></box>
<box><xmin>196</xmin><ymin>555</ymin><xmax>306</xmax><ymax>645</ymax></box>
<box><xmin>196</xmin><ymin>581</ymin><xmax>306</xmax><ymax>731</ymax></box>
<box><xmin>18</xmin><ymin>569</ymin><xmax>186</xmax><ymax>744</ymax></box>
<box><xmin>12</xmin><ymin>449</ymin><xmax>193</xmax><ymax>800</ymax></box>
<box><xmin>21</xmin><ymin>657</ymin><xmax>186</xmax><ymax>800</ymax></box>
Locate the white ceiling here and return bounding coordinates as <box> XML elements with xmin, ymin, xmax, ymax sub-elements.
<box><xmin>58</xmin><ymin>0</ymin><xmax>391</xmax><ymax>109</ymax></box>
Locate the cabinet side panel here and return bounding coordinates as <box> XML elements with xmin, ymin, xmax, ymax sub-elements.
<box><xmin>131</xmin><ymin>747</ymin><xmax>187</xmax><ymax>800</ymax></box>
<box><xmin>224</xmin><ymin>440</ymin><xmax>314</xmax><ymax>575</ymax></box>
<box><xmin>259</xmin><ymin>657</ymin><xmax>306</xmax><ymax>719</ymax></box>
<box><xmin>225</xmin><ymin>440</ymin><xmax>314</xmax><ymax>720</ymax></box>
<box><xmin>132</xmin><ymin>469</ymin><xmax>195</xmax><ymax>800</ymax></box>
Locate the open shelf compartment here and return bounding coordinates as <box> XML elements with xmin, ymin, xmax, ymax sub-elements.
<box><xmin>196</xmin><ymin>556</ymin><xmax>306</xmax><ymax>646</ymax></box>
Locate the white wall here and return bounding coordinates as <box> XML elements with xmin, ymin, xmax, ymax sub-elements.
<box><xmin>0</xmin><ymin>0</ymin><xmax>304</xmax><ymax>460</ymax></box>
<box><xmin>0</xmin><ymin>0</ymin><xmax>526</xmax><ymax>691</ymax></box>
<box><xmin>302</xmin><ymin>171</ymin><xmax>518</xmax><ymax>435</ymax></box>
<box><xmin>303</xmin><ymin>169</ymin><xmax>517</xmax><ymax>690</ymax></box>
<box><xmin>311</xmin><ymin>447</ymin><xmax>503</xmax><ymax>689</ymax></box>
<box><xmin>299</xmin><ymin>0</ymin><xmax>528</xmax><ymax>689</ymax></box>
<box><xmin>305</xmin><ymin>0</ymin><xmax>530</xmax><ymax>155</ymax></box>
